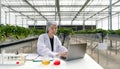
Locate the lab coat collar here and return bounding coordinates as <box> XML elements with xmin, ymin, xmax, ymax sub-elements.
<box><xmin>45</xmin><ymin>33</ymin><xmax>56</xmax><ymax>52</ymax></box>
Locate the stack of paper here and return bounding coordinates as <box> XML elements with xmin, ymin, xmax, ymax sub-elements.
<box><xmin>26</xmin><ymin>54</ymin><xmax>54</xmax><ymax>62</ymax></box>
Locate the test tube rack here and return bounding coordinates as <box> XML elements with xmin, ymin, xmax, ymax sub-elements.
<box><xmin>0</xmin><ymin>54</ymin><xmax>26</xmax><ymax>66</ymax></box>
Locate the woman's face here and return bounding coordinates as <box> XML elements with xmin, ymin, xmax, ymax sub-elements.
<box><xmin>48</xmin><ymin>24</ymin><xmax>57</xmax><ymax>35</ymax></box>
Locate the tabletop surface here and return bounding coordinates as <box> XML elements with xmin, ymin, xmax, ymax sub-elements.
<box><xmin>0</xmin><ymin>54</ymin><xmax>103</xmax><ymax>69</ymax></box>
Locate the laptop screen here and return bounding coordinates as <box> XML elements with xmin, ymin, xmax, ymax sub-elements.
<box><xmin>65</xmin><ymin>43</ymin><xmax>87</xmax><ymax>61</ymax></box>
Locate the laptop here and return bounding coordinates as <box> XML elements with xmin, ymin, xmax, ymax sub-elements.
<box><xmin>62</xmin><ymin>43</ymin><xmax>87</xmax><ymax>61</ymax></box>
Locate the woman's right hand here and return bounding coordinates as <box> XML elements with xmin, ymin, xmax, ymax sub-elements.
<box><xmin>58</xmin><ymin>52</ymin><xmax>67</xmax><ymax>58</ymax></box>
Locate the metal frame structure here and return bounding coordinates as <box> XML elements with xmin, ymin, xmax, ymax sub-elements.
<box><xmin>0</xmin><ymin>0</ymin><xmax>120</xmax><ymax>26</ymax></box>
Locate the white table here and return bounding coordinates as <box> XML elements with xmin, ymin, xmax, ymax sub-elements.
<box><xmin>0</xmin><ymin>54</ymin><xmax>103</xmax><ymax>69</ymax></box>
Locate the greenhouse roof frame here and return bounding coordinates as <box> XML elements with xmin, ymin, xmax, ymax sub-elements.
<box><xmin>1</xmin><ymin>0</ymin><xmax>120</xmax><ymax>22</ymax></box>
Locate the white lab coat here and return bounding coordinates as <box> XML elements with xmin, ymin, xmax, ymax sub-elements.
<box><xmin>37</xmin><ymin>33</ymin><xmax>68</xmax><ymax>57</ymax></box>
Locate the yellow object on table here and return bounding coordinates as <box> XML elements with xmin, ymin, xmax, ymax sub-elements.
<box><xmin>41</xmin><ymin>59</ymin><xmax>50</xmax><ymax>65</ymax></box>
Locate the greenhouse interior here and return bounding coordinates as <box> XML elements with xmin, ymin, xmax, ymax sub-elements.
<box><xmin>0</xmin><ymin>0</ymin><xmax>120</xmax><ymax>69</ymax></box>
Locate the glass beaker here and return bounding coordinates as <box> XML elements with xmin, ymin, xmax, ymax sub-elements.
<box><xmin>41</xmin><ymin>58</ymin><xmax>50</xmax><ymax>65</ymax></box>
<box><xmin>41</xmin><ymin>52</ymin><xmax>50</xmax><ymax>65</ymax></box>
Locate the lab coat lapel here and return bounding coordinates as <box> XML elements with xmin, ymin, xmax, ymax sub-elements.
<box><xmin>45</xmin><ymin>33</ymin><xmax>51</xmax><ymax>50</ymax></box>
<box><xmin>53</xmin><ymin>35</ymin><xmax>56</xmax><ymax>52</ymax></box>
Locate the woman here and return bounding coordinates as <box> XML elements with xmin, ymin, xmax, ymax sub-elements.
<box><xmin>37</xmin><ymin>22</ymin><xmax>68</xmax><ymax>58</ymax></box>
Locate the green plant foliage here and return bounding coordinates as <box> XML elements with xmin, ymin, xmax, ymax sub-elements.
<box><xmin>30</xmin><ymin>28</ymin><xmax>45</xmax><ymax>36</ymax></box>
<box><xmin>0</xmin><ymin>34</ymin><xmax>6</xmax><ymax>41</ymax></box>
<box><xmin>0</xmin><ymin>24</ymin><xmax>45</xmax><ymax>41</ymax></box>
<box><xmin>108</xmin><ymin>30</ymin><xmax>116</xmax><ymax>34</ymax></box>
<box><xmin>95</xmin><ymin>29</ymin><xmax>109</xmax><ymax>34</ymax></box>
<box><xmin>75</xmin><ymin>29</ymin><xmax>95</xmax><ymax>34</ymax></box>
<box><xmin>75</xmin><ymin>28</ymin><xmax>120</xmax><ymax>36</ymax></box>
<box><xmin>115</xmin><ymin>29</ymin><xmax>120</xmax><ymax>35</ymax></box>
<box><xmin>57</xmin><ymin>27</ymin><xmax>74</xmax><ymax>35</ymax></box>
<box><xmin>13</xmin><ymin>26</ymin><xmax>30</xmax><ymax>39</ymax></box>
<box><xmin>75</xmin><ymin>29</ymin><xmax>109</xmax><ymax>34</ymax></box>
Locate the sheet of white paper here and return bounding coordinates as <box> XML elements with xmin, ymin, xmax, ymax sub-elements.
<box><xmin>26</xmin><ymin>54</ymin><xmax>39</xmax><ymax>61</ymax></box>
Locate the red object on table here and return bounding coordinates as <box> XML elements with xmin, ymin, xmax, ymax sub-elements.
<box><xmin>53</xmin><ymin>59</ymin><xmax>61</xmax><ymax>65</ymax></box>
<box><xmin>16</xmin><ymin>61</ymin><xmax>20</xmax><ymax>64</ymax></box>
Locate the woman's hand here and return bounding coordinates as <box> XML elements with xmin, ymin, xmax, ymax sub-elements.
<box><xmin>58</xmin><ymin>52</ymin><xmax>67</xmax><ymax>58</ymax></box>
